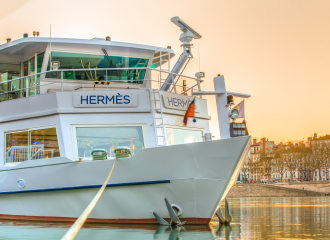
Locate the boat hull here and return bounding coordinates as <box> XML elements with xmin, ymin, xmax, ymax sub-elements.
<box><xmin>0</xmin><ymin>136</ymin><xmax>250</xmax><ymax>224</ymax></box>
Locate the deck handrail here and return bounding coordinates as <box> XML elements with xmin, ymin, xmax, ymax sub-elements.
<box><xmin>0</xmin><ymin>67</ymin><xmax>202</xmax><ymax>84</ymax></box>
<box><xmin>0</xmin><ymin>67</ymin><xmax>203</xmax><ymax>101</ymax></box>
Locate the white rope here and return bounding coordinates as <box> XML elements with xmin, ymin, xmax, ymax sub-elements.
<box><xmin>61</xmin><ymin>158</ymin><xmax>117</xmax><ymax>240</ymax></box>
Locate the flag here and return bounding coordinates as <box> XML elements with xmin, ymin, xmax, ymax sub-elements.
<box><xmin>183</xmin><ymin>99</ymin><xmax>195</xmax><ymax>126</ymax></box>
<box><xmin>234</xmin><ymin>100</ymin><xmax>245</xmax><ymax>118</ymax></box>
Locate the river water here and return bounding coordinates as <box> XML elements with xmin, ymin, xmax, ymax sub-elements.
<box><xmin>0</xmin><ymin>197</ymin><xmax>329</xmax><ymax>240</ymax></box>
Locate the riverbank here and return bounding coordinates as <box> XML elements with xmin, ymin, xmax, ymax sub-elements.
<box><xmin>228</xmin><ymin>181</ymin><xmax>330</xmax><ymax>197</ymax></box>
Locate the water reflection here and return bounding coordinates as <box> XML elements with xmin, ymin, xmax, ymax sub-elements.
<box><xmin>0</xmin><ymin>197</ymin><xmax>329</xmax><ymax>240</ymax></box>
<box><xmin>210</xmin><ymin>196</ymin><xmax>330</xmax><ymax>239</ymax></box>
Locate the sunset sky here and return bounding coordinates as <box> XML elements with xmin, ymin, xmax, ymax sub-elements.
<box><xmin>1</xmin><ymin>0</ymin><xmax>329</xmax><ymax>143</ymax></box>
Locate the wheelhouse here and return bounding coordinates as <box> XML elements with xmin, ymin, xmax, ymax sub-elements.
<box><xmin>0</xmin><ymin>37</ymin><xmax>175</xmax><ymax>101</ymax></box>
<box><xmin>0</xmin><ymin>36</ymin><xmax>210</xmax><ymax>167</ymax></box>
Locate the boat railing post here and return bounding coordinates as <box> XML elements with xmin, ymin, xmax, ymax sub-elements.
<box><xmin>197</xmin><ymin>78</ymin><xmax>202</xmax><ymax>98</ymax></box>
<box><xmin>26</xmin><ymin>77</ymin><xmax>29</xmax><ymax>97</ymax></box>
<box><xmin>61</xmin><ymin>71</ymin><xmax>63</xmax><ymax>91</ymax></box>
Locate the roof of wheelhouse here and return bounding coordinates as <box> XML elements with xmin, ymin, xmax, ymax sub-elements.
<box><xmin>0</xmin><ymin>37</ymin><xmax>175</xmax><ymax>61</ymax></box>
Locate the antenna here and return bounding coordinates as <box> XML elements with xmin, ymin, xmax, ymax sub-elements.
<box><xmin>198</xmin><ymin>43</ymin><xmax>200</xmax><ymax>72</ymax></box>
<box><xmin>171</xmin><ymin>16</ymin><xmax>202</xmax><ymax>39</ymax></box>
<box><xmin>170</xmin><ymin>16</ymin><xmax>201</xmax><ymax>48</ymax></box>
<box><xmin>160</xmin><ymin>16</ymin><xmax>202</xmax><ymax>91</ymax></box>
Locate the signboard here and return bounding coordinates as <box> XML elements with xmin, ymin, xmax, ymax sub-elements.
<box><xmin>73</xmin><ymin>91</ymin><xmax>138</xmax><ymax>108</ymax></box>
<box><xmin>162</xmin><ymin>92</ymin><xmax>199</xmax><ymax>112</ymax></box>
<box><xmin>230</xmin><ymin>122</ymin><xmax>248</xmax><ymax>137</ymax></box>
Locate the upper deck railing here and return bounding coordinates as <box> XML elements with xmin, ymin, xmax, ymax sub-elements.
<box><xmin>0</xmin><ymin>67</ymin><xmax>203</xmax><ymax>102</ymax></box>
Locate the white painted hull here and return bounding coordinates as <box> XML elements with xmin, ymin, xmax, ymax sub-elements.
<box><xmin>0</xmin><ymin>136</ymin><xmax>250</xmax><ymax>225</ymax></box>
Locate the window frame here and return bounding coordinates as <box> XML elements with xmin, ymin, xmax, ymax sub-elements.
<box><xmin>4</xmin><ymin>124</ymin><xmax>61</xmax><ymax>166</ymax></box>
<box><xmin>71</xmin><ymin>123</ymin><xmax>149</xmax><ymax>161</ymax></box>
<box><xmin>164</xmin><ymin>124</ymin><xmax>205</xmax><ymax>146</ymax></box>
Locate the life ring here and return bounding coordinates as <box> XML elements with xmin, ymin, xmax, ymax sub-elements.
<box><xmin>171</xmin><ymin>204</ymin><xmax>182</xmax><ymax>217</ymax></box>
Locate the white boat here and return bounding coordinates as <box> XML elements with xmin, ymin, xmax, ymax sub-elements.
<box><xmin>0</xmin><ymin>17</ymin><xmax>250</xmax><ymax>225</ymax></box>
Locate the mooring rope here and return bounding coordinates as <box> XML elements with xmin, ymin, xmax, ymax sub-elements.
<box><xmin>61</xmin><ymin>157</ymin><xmax>117</xmax><ymax>240</ymax></box>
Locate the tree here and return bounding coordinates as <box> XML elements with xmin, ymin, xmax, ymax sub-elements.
<box><xmin>305</xmin><ymin>149</ymin><xmax>317</xmax><ymax>181</ymax></box>
<box><xmin>241</xmin><ymin>157</ymin><xmax>252</xmax><ymax>183</ymax></box>
<box><xmin>312</xmin><ymin>141</ymin><xmax>329</xmax><ymax>181</ymax></box>
<box><xmin>260</xmin><ymin>153</ymin><xmax>273</xmax><ymax>182</ymax></box>
<box><xmin>273</xmin><ymin>150</ymin><xmax>287</xmax><ymax>182</ymax></box>
<box><xmin>286</xmin><ymin>144</ymin><xmax>306</xmax><ymax>181</ymax></box>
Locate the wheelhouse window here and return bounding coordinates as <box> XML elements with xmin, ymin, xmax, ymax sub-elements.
<box><xmin>165</xmin><ymin>127</ymin><xmax>203</xmax><ymax>145</ymax></box>
<box><xmin>0</xmin><ymin>62</ymin><xmax>20</xmax><ymax>101</ymax></box>
<box><xmin>46</xmin><ymin>52</ymin><xmax>149</xmax><ymax>84</ymax></box>
<box><xmin>5</xmin><ymin>127</ymin><xmax>60</xmax><ymax>164</ymax></box>
<box><xmin>75</xmin><ymin>126</ymin><xmax>145</xmax><ymax>159</ymax></box>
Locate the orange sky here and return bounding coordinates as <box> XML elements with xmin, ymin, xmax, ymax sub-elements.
<box><xmin>1</xmin><ymin>0</ymin><xmax>329</xmax><ymax>143</ymax></box>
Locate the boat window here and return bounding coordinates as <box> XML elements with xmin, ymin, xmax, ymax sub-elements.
<box><xmin>0</xmin><ymin>62</ymin><xmax>20</xmax><ymax>102</ymax></box>
<box><xmin>46</xmin><ymin>52</ymin><xmax>149</xmax><ymax>84</ymax></box>
<box><xmin>5</xmin><ymin>131</ymin><xmax>29</xmax><ymax>163</ymax></box>
<box><xmin>30</xmin><ymin>128</ymin><xmax>60</xmax><ymax>159</ymax></box>
<box><xmin>35</xmin><ymin>52</ymin><xmax>44</xmax><ymax>96</ymax></box>
<box><xmin>5</xmin><ymin>127</ymin><xmax>60</xmax><ymax>164</ymax></box>
<box><xmin>76</xmin><ymin>126</ymin><xmax>144</xmax><ymax>158</ymax></box>
<box><xmin>165</xmin><ymin>127</ymin><xmax>203</xmax><ymax>145</ymax></box>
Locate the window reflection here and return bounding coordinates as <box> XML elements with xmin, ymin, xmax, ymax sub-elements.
<box><xmin>30</xmin><ymin>128</ymin><xmax>60</xmax><ymax>159</ymax></box>
<box><xmin>165</xmin><ymin>128</ymin><xmax>203</xmax><ymax>145</ymax></box>
<box><xmin>6</xmin><ymin>132</ymin><xmax>29</xmax><ymax>163</ymax></box>
<box><xmin>76</xmin><ymin>126</ymin><xmax>144</xmax><ymax>158</ymax></box>
<box><xmin>0</xmin><ymin>62</ymin><xmax>20</xmax><ymax>101</ymax></box>
<box><xmin>46</xmin><ymin>52</ymin><xmax>149</xmax><ymax>84</ymax></box>
<box><xmin>5</xmin><ymin>127</ymin><xmax>60</xmax><ymax>164</ymax></box>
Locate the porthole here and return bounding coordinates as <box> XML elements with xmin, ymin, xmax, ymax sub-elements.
<box><xmin>17</xmin><ymin>179</ymin><xmax>25</xmax><ymax>188</ymax></box>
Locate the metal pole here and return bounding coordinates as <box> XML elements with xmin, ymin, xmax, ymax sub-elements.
<box><xmin>26</xmin><ymin>77</ymin><xmax>29</xmax><ymax>97</ymax></box>
<box><xmin>214</xmin><ymin>75</ymin><xmax>230</xmax><ymax>139</ymax></box>
<box><xmin>49</xmin><ymin>24</ymin><xmax>52</xmax><ymax>70</ymax></box>
<box><xmin>159</xmin><ymin>50</ymin><xmax>162</xmax><ymax>86</ymax></box>
<box><xmin>197</xmin><ymin>78</ymin><xmax>202</xmax><ymax>98</ymax></box>
<box><xmin>61</xmin><ymin>71</ymin><xmax>63</xmax><ymax>91</ymax></box>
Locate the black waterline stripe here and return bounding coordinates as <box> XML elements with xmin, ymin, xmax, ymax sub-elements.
<box><xmin>0</xmin><ymin>180</ymin><xmax>170</xmax><ymax>195</ymax></box>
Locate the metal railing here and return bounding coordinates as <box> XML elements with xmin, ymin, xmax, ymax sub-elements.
<box><xmin>0</xmin><ymin>67</ymin><xmax>203</xmax><ymax>102</ymax></box>
<box><xmin>5</xmin><ymin>145</ymin><xmax>49</xmax><ymax>162</ymax></box>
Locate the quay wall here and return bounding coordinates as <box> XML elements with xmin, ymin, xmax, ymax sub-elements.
<box><xmin>227</xmin><ymin>182</ymin><xmax>328</xmax><ymax>197</ymax></box>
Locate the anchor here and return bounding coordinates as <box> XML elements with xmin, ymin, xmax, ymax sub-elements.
<box><xmin>215</xmin><ymin>223</ymin><xmax>232</xmax><ymax>240</ymax></box>
<box><xmin>216</xmin><ymin>197</ymin><xmax>232</xmax><ymax>225</ymax></box>
<box><xmin>154</xmin><ymin>225</ymin><xmax>185</xmax><ymax>240</ymax></box>
<box><xmin>153</xmin><ymin>198</ymin><xmax>186</xmax><ymax>226</ymax></box>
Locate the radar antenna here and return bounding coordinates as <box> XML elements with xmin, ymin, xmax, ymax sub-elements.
<box><xmin>160</xmin><ymin>17</ymin><xmax>202</xmax><ymax>92</ymax></box>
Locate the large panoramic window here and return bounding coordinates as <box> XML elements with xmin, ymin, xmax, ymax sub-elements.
<box><xmin>165</xmin><ymin>127</ymin><xmax>203</xmax><ymax>145</ymax></box>
<box><xmin>75</xmin><ymin>126</ymin><xmax>145</xmax><ymax>159</ymax></box>
<box><xmin>5</xmin><ymin>126</ymin><xmax>60</xmax><ymax>164</ymax></box>
<box><xmin>46</xmin><ymin>52</ymin><xmax>149</xmax><ymax>84</ymax></box>
<box><xmin>0</xmin><ymin>62</ymin><xmax>20</xmax><ymax>101</ymax></box>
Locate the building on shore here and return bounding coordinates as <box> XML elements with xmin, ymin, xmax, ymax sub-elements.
<box><xmin>240</xmin><ymin>133</ymin><xmax>330</xmax><ymax>183</ymax></box>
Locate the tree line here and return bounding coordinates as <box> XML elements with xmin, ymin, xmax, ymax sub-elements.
<box><xmin>241</xmin><ymin>140</ymin><xmax>330</xmax><ymax>182</ymax></box>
